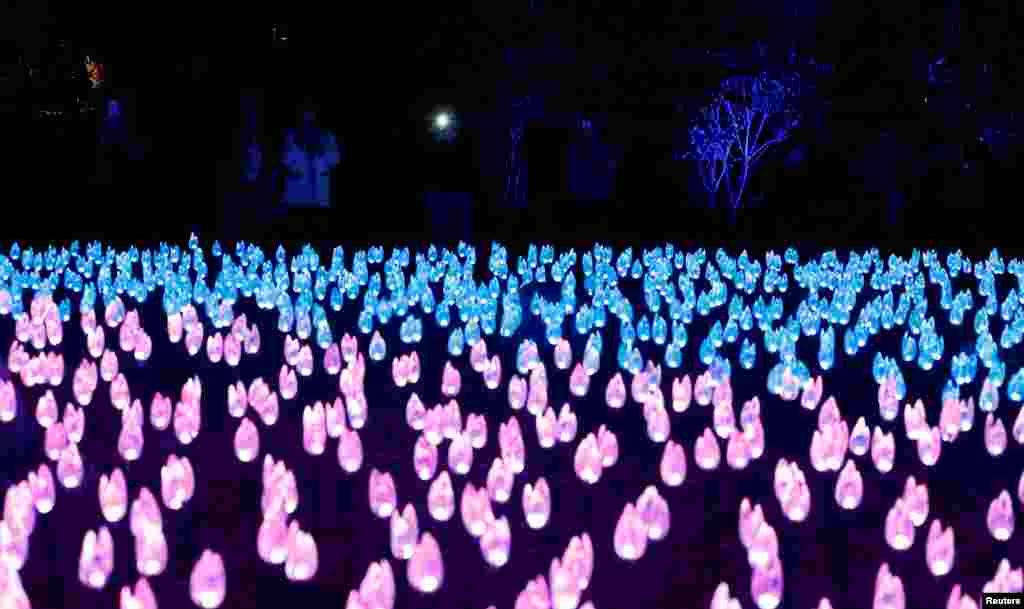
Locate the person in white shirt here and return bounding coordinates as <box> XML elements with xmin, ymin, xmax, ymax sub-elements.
<box><xmin>282</xmin><ymin>100</ymin><xmax>340</xmax><ymax>208</ymax></box>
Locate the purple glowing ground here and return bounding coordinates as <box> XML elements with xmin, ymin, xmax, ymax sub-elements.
<box><xmin>0</xmin><ymin>241</ymin><xmax>1022</xmax><ymax>609</ymax></box>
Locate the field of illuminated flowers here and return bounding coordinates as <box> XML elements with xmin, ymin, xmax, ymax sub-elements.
<box><xmin>0</xmin><ymin>237</ymin><xmax>1021</xmax><ymax>609</ymax></box>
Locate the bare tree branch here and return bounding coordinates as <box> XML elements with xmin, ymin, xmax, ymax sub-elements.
<box><xmin>680</xmin><ymin>70</ymin><xmax>801</xmax><ymax>215</ymax></box>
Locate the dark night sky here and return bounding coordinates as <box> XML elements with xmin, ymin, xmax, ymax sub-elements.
<box><xmin>3</xmin><ymin>0</ymin><xmax>1020</xmax><ymax>246</ymax></box>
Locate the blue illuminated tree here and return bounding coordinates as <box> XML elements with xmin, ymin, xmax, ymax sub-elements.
<box><xmin>687</xmin><ymin>100</ymin><xmax>734</xmax><ymax>209</ymax></box>
<box><xmin>683</xmin><ymin>72</ymin><xmax>801</xmax><ymax>221</ymax></box>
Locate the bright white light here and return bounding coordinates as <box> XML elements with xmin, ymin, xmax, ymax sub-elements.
<box><xmin>435</xmin><ymin>113</ymin><xmax>450</xmax><ymax>129</ymax></box>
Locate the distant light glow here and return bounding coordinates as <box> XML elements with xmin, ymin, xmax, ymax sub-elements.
<box><xmin>430</xmin><ymin>107</ymin><xmax>457</xmax><ymax>143</ymax></box>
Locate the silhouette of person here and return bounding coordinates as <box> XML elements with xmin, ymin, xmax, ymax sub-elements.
<box><xmin>93</xmin><ymin>98</ymin><xmax>128</xmax><ymax>186</ymax></box>
<box><xmin>222</xmin><ymin>93</ymin><xmax>277</xmax><ymax>241</ymax></box>
<box><xmin>92</xmin><ymin>96</ymin><xmax>147</xmax><ymax>226</ymax></box>
<box><xmin>241</xmin><ymin>100</ymin><xmax>263</xmax><ymax>184</ymax></box>
<box><xmin>282</xmin><ymin>99</ymin><xmax>340</xmax><ymax>209</ymax></box>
